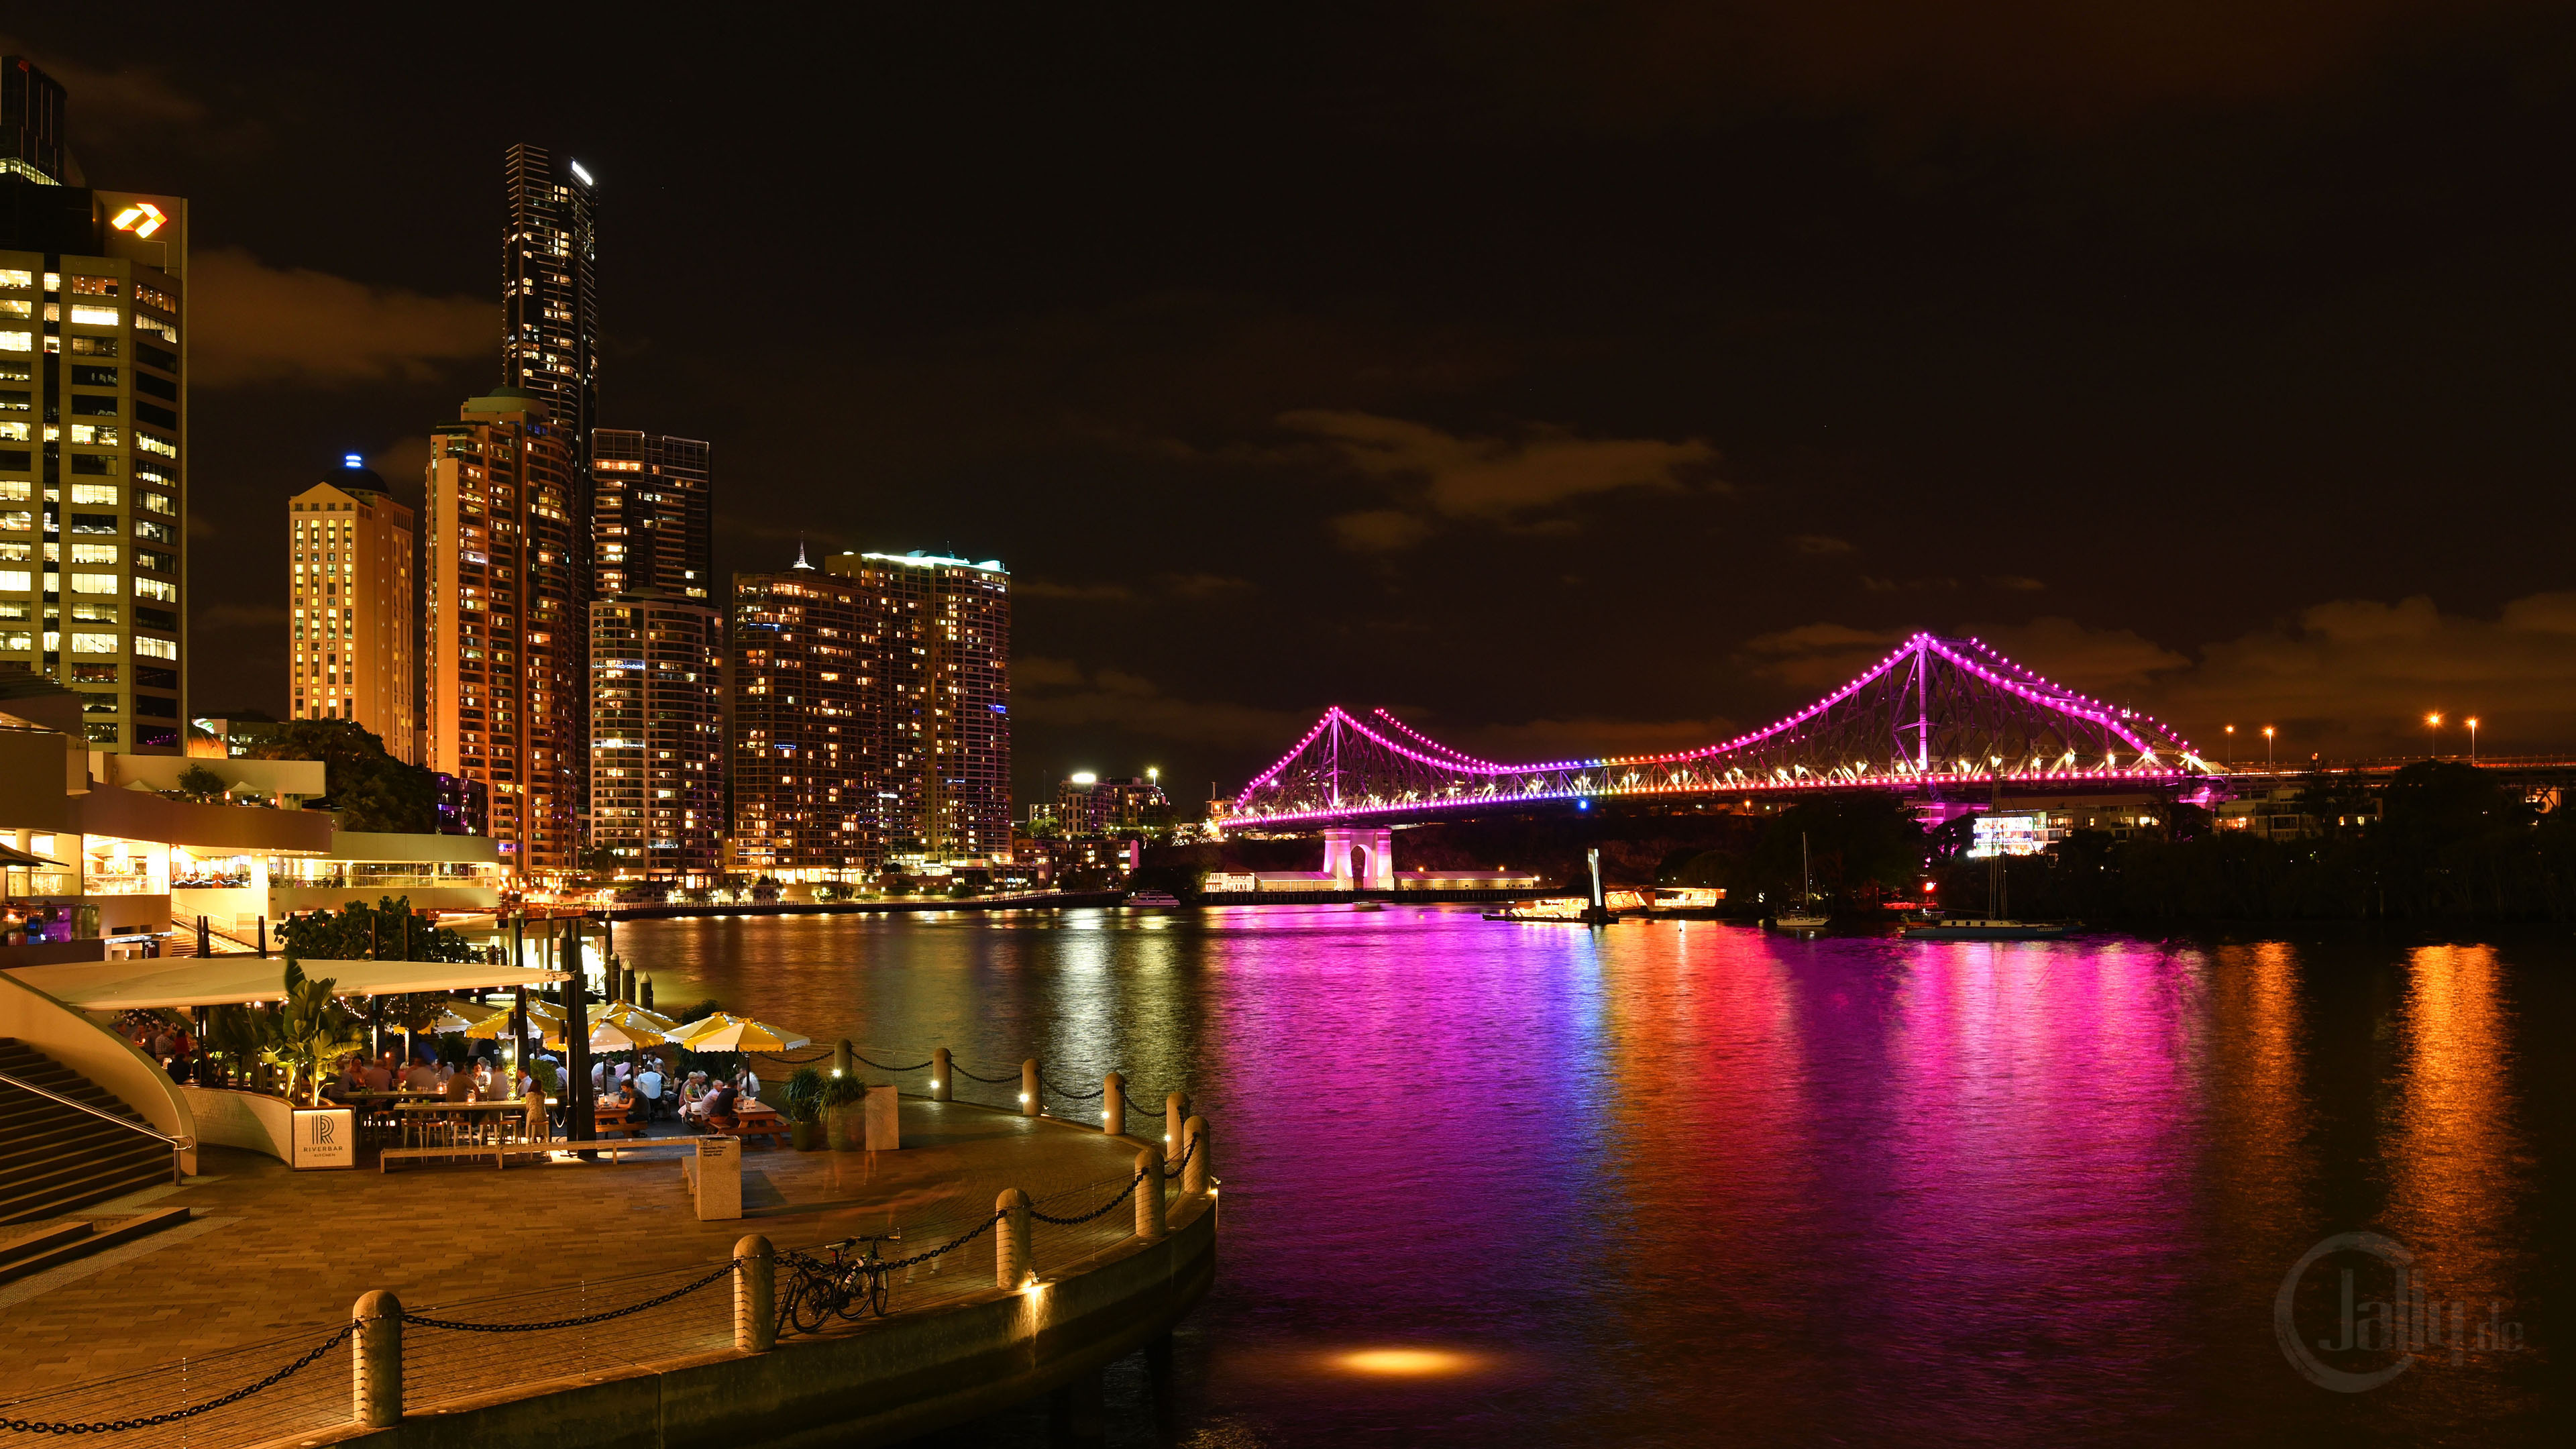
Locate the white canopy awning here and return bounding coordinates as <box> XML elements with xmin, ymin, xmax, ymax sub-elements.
<box><xmin>5</xmin><ymin>957</ymin><xmax>571</xmax><ymax>1011</ymax></box>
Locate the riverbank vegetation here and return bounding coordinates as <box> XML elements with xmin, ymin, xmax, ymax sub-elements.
<box><xmin>1956</xmin><ymin>761</ymin><xmax>2576</xmax><ymax>921</ymax></box>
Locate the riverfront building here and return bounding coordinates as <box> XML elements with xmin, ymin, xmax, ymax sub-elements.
<box><xmin>590</xmin><ymin>429</ymin><xmax>709</xmax><ymax>600</ymax></box>
<box><xmin>286</xmin><ymin>460</ymin><xmax>417</xmax><ymax>761</ymax></box>
<box><xmin>729</xmin><ymin>561</ymin><xmax>879</xmax><ymax>879</ymax></box>
<box><xmin>0</xmin><ymin>56</ymin><xmax>189</xmax><ymax>753</ymax></box>
<box><xmin>423</xmin><ymin>388</ymin><xmax>586</xmax><ymax>874</ymax></box>
<box><xmin>588</xmin><ymin>588</ymin><xmax>723</xmax><ymax>881</ymax></box>
<box><xmin>1054</xmin><ymin>773</ymin><xmax>1169</xmax><ymax>835</ymax></box>
<box><xmin>825</xmin><ymin>550</ymin><xmax>1011</xmax><ymax>865</ymax></box>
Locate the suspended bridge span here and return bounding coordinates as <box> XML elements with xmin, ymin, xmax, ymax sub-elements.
<box><xmin>1224</xmin><ymin>632</ymin><xmax>2215</xmax><ymax>830</ymax></box>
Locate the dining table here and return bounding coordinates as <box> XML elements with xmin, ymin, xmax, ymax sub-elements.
<box><xmin>395</xmin><ymin>1098</ymin><xmax>556</xmax><ymax>1150</ymax></box>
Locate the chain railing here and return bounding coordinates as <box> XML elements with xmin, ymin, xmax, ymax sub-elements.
<box><xmin>0</xmin><ymin>1321</ymin><xmax>355</xmax><ymax>1446</ymax></box>
<box><xmin>395</xmin><ymin>1259</ymin><xmax>742</xmax><ymax>1409</ymax></box>
<box><xmin>736</xmin><ymin>1043</ymin><xmax>1198</xmax><ymax>1122</ymax></box>
<box><xmin>3</xmin><ymin>1104</ymin><xmax>1215</xmax><ymax>1444</ymax></box>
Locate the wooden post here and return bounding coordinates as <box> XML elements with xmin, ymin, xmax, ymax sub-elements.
<box><xmin>353</xmin><ymin>1289</ymin><xmax>402</xmax><ymax>1428</ymax></box>
<box><xmin>932</xmin><ymin>1047</ymin><xmax>952</xmax><ymax>1101</ymax></box>
<box><xmin>1134</xmin><ymin>1147</ymin><xmax>1165</xmax><ymax>1241</ymax></box>
<box><xmin>996</xmin><ymin>1188</ymin><xmax>1031</xmax><ymax>1289</ymax></box>
<box><xmin>1102</xmin><ymin>1071</ymin><xmax>1126</xmax><ymax>1137</ymax></box>
<box><xmin>734</xmin><ymin>1235</ymin><xmax>775</xmax><ymax>1352</ymax></box>
<box><xmin>564</xmin><ymin>918</ymin><xmax>594</xmax><ymax>1147</ymax></box>
<box><xmin>1165</xmin><ymin>1091</ymin><xmax>1189</xmax><ymax>1159</ymax></box>
<box><xmin>512</xmin><ymin>983</ymin><xmax>530</xmax><ymax>1083</ymax></box>
<box><xmin>1021</xmin><ymin>1058</ymin><xmax>1040</xmax><ymax>1117</ymax></box>
<box><xmin>834</xmin><ymin>1038</ymin><xmax>855</xmax><ymax>1081</ymax></box>
<box><xmin>1182</xmin><ymin>1115</ymin><xmax>1210</xmax><ymax>1195</ymax></box>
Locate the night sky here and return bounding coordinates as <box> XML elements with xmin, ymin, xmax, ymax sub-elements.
<box><xmin>9</xmin><ymin>4</ymin><xmax>2573</xmax><ymax>802</ymax></box>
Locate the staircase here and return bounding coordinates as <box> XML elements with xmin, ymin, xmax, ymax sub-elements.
<box><xmin>0</xmin><ymin>1039</ymin><xmax>179</xmax><ymax>1226</ymax></box>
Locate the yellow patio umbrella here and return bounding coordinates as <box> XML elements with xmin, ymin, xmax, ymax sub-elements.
<box><xmin>423</xmin><ymin>999</ymin><xmax>507</xmax><ymax>1034</ymax></box>
<box><xmin>597</xmin><ymin>1001</ymin><xmax>678</xmax><ymax>1034</ymax></box>
<box><xmin>461</xmin><ymin>996</ymin><xmax>564</xmax><ymax>1040</ymax></box>
<box><xmin>671</xmin><ymin>1013</ymin><xmax>810</xmax><ymax>1053</ymax></box>
<box><xmin>545</xmin><ymin>1018</ymin><xmax>671</xmax><ymax>1053</ymax></box>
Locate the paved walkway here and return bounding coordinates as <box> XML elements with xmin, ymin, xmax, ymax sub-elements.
<box><xmin>2</xmin><ymin>1098</ymin><xmax>1152</xmax><ymax>1386</ymax></box>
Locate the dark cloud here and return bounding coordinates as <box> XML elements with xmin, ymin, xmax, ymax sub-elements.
<box><xmin>1284</xmin><ymin>410</ymin><xmax>1721</xmax><ymax>551</ymax></box>
<box><xmin>190</xmin><ymin>249</ymin><xmax>498</xmax><ymax>388</ymax></box>
<box><xmin>1446</xmin><ymin>0</ymin><xmax>2539</xmax><ymax>132</ymax></box>
<box><xmin>1016</xmin><ymin>657</ymin><xmax>1310</xmax><ymax>750</ymax></box>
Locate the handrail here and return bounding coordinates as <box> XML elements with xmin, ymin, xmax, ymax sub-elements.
<box><xmin>0</xmin><ymin>1067</ymin><xmax>191</xmax><ymax>1148</ymax></box>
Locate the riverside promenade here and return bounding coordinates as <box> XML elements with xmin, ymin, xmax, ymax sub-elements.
<box><xmin>1</xmin><ymin>1093</ymin><xmax>1216</xmax><ymax>1448</ymax></box>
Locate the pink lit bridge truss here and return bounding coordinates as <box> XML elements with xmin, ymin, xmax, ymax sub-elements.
<box><xmin>1224</xmin><ymin>632</ymin><xmax>2216</xmax><ymax>830</ymax></box>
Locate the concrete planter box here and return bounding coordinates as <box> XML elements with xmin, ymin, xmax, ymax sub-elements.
<box><xmin>790</xmin><ymin>1118</ymin><xmax>822</xmax><ymax>1151</ymax></box>
<box><xmin>824</xmin><ymin>1100</ymin><xmax>867</xmax><ymax>1151</ymax></box>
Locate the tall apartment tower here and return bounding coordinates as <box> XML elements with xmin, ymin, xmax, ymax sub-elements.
<box><xmin>501</xmin><ymin>145</ymin><xmax>597</xmax><ymax>469</ymax></box>
<box><xmin>0</xmin><ymin>56</ymin><xmax>189</xmax><ymax>753</ymax></box>
<box><xmin>423</xmin><ymin>388</ymin><xmax>584</xmax><ymax>874</ymax></box>
<box><xmin>591</xmin><ymin>430</ymin><xmax>709</xmax><ymax>600</ymax></box>
<box><xmin>728</xmin><ymin>559</ymin><xmax>879</xmax><ymax>880</ymax></box>
<box><xmin>588</xmin><ymin>588</ymin><xmax>722</xmax><ymax>881</ymax></box>
<box><xmin>286</xmin><ymin>458</ymin><xmax>416</xmax><ymax>761</ymax></box>
<box><xmin>825</xmin><ymin>551</ymin><xmax>1011</xmax><ymax>863</ymax></box>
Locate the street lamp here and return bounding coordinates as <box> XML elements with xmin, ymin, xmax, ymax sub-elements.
<box><xmin>2467</xmin><ymin>717</ymin><xmax>2479</xmax><ymax>764</ymax></box>
<box><xmin>2426</xmin><ymin>712</ymin><xmax>2443</xmax><ymax>759</ymax></box>
<box><xmin>2224</xmin><ymin>724</ymin><xmax>2235</xmax><ymax>767</ymax></box>
<box><xmin>2263</xmin><ymin>725</ymin><xmax>2275</xmax><ymax>769</ymax></box>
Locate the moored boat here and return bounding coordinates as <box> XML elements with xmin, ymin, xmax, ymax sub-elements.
<box><xmin>1902</xmin><ymin>918</ymin><xmax>2074</xmax><ymax>941</ymax></box>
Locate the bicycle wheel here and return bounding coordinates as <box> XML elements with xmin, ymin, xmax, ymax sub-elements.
<box><xmin>867</xmin><ymin>1269</ymin><xmax>890</xmax><ymax>1318</ymax></box>
<box><xmin>787</xmin><ymin>1277</ymin><xmax>830</xmax><ymax>1334</ymax></box>
<box><xmin>832</xmin><ymin>1270</ymin><xmax>871</xmax><ymax>1322</ymax></box>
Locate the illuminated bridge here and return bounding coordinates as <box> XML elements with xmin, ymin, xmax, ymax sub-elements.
<box><xmin>1225</xmin><ymin>632</ymin><xmax>2217</xmax><ymax>830</ymax></box>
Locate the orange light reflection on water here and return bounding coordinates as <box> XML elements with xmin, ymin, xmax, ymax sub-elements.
<box><xmin>1329</xmin><ymin>1347</ymin><xmax>1489</xmax><ymax>1377</ymax></box>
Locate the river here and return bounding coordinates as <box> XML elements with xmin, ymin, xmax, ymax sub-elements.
<box><xmin>611</xmin><ymin>905</ymin><xmax>2565</xmax><ymax>1446</ymax></box>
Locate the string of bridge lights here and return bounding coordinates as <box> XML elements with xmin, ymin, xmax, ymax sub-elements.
<box><xmin>1227</xmin><ymin>633</ymin><xmax>2207</xmax><ymax>826</ymax></box>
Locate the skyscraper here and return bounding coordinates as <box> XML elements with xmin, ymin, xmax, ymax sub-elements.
<box><xmin>286</xmin><ymin>458</ymin><xmax>416</xmax><ymax>761</ymax></box>
<box><xmin>501</xmin><ymin>145</ymin><xmax>597</xmax><ymax>468</ymax></box>
<box><xmin>825</xmin><ymin>551</ymin><xmax>1011</xmax><ymax>863</ymax></box>
<box><xmin>590</xmin><ymin>429</ymin><xmax>708</xmax><ymax>600</ymax></box>
<box><xmin>728</xmin><ymin>559</ymin><xmax>879</xmax><ymax>880</ymax></box>
<box><xmin>423</xmin><ymin>388</ymin><xmax>584</xmax><ymax>874</ymax></box>
<box><xmin>0</xmin><ymin>55</ymin><xmax>189</xmax><ymax>753</ymax></box>
<box><xmin>2</xmin><ymin>56</ymin><xmax>68</xmax><ymax>185</ymax></box>
<box><xmin>588</xmin><ymin>588</ymin><xmax>722</xmax><ymax>881</ymax></box>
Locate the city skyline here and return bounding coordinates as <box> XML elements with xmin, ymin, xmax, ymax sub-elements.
<box><xmin>3</xmin><ymin>11</ymin><xmax>2568</xmax><ymax>806</ymax></box>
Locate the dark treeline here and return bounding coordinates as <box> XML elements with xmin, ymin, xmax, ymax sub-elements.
<box><xmin>1148</xmin><ymin>762</ymin><xmax>2575</xmax><ymax>920</ymax></box>
<box><xmin>1962</xmin><ymin>761</ymin><xmax>2576</xmax><ymax>922</ymax></box>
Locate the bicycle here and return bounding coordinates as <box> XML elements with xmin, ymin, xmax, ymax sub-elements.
<box><xmin>777</xmin><ymin>1232</ymin><xmax>903</xmax><ymax>1334</ymax></box>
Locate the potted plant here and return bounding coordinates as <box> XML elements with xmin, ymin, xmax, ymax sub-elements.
<box><xmin>821</xmin><ymin>1075</ymin><xmax>869</xmax><ymax>1151</ymax></box>
<box><xmin>782</xmin><ymin>1067</ymin><xmax>826</xmax><ymax>1150</ymax></box>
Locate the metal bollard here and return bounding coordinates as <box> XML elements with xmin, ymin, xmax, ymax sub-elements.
<box><xmin>1134</xmin><ymin>1147</ymin><xmax>1166</xmax><ymax>1241</ymax></box>
<box><xmin>833</xmin><ymin>1038</ymin><xmax>854</xmax><ymax>1081</ymax></box>
<box><xmin>1022</xmin><ymin>1058</ymin><xmax>1041</xmax><ymax>1117</ymax></box>
<box><xmin>353</xmin><ymin>1289</ymin><xmax>402</xmax><ymax>1428</ymax></box>
<box><xmin>996</xmin><ymin>1187</ymin><xmax>1032</xmax><ymax>1289</ymax></box>
<box><xmin>735</xmin><ymin>1235</ymin><xmax>775</xmax><ymax>1352</ymax></box>
<box><xmin>932</xmin><ymin>1046</ymin><xmax>953</xmax><ymax>1102</ymax></box>
<box><xmin>1103</xmin><ymin>1072</ymin><xmax>1126</xmax><ymax>1137</ymax></box>
<box><xmin>1182</xmin><ymin>1115</ymin><xmax>1211</xmax><ymax>1196</ymax></box>
<box><xmin>1165</xmin><ymin>1091</ymin><xmax>1189</xmax><ymax>1158</ymax></box>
